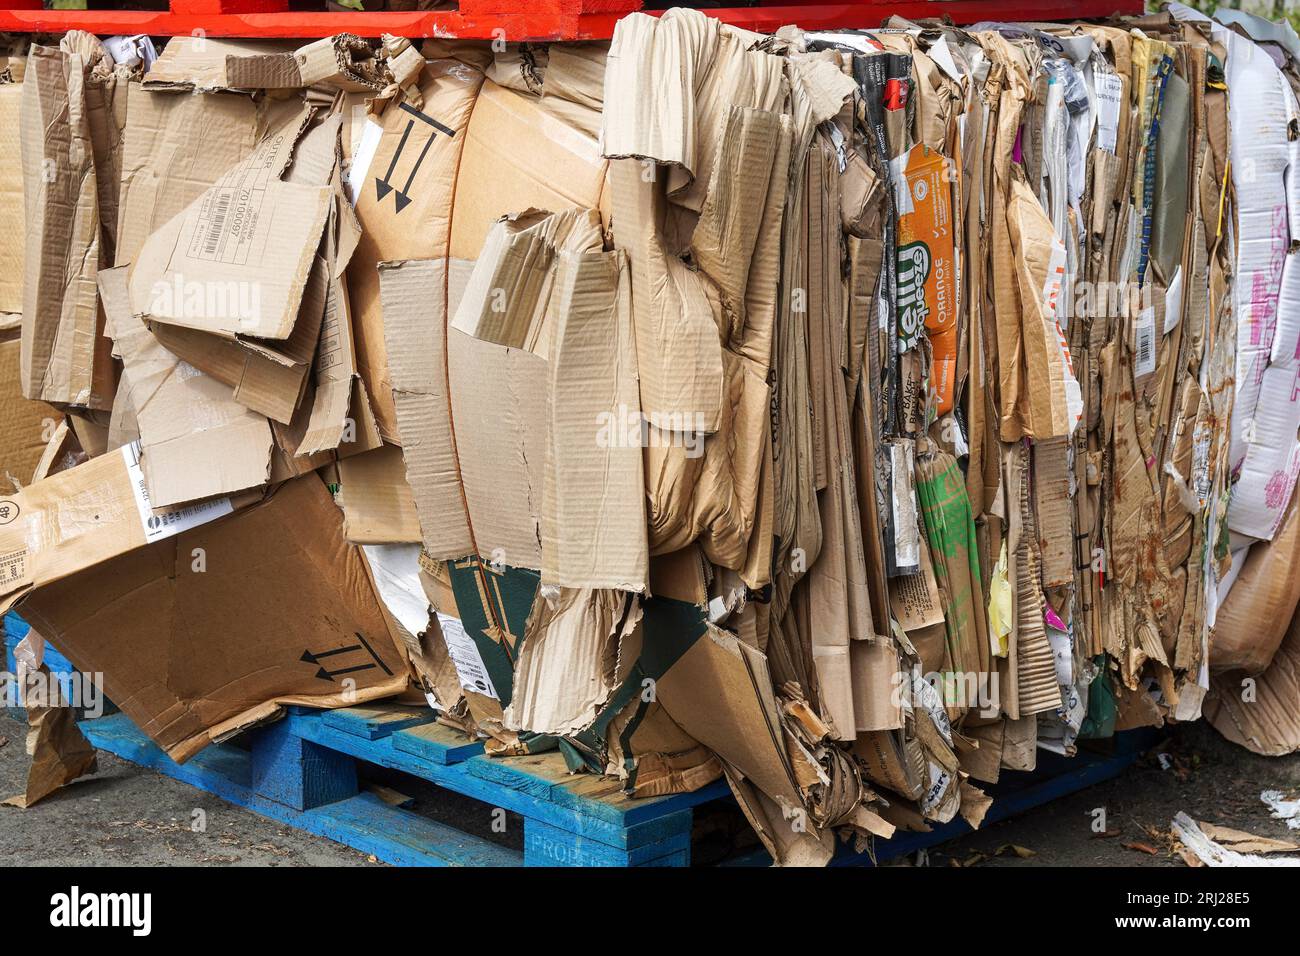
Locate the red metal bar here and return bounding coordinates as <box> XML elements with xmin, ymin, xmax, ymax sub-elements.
<box><xmin>0</xmin><ymin>1</ymin><xmax>1142</xmax><ymax>41</ymax></box>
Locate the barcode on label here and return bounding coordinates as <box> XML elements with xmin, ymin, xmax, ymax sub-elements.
<box><xmin>1135</xmin><ymin>308</ymin><xmax>1156</xmax><ymax>378</ymax></box>
<box><xmin>202</xmin><ymin>191</ymin><xmax>233</xmax><ymax>258</ymax></box>
<box><xmin>0</xmin><ymin>548</ymin><xmax>27</xmax><ymax>586</ymax></box>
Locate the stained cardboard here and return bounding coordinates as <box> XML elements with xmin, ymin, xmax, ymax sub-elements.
<box><xmin>15</xmin><ymin>475</ymin><xmax>408</xmax><ymax>762</ymax></box>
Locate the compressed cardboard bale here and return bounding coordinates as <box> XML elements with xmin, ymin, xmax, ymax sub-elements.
<box><xmin>1221</xmin><ymin>25</ymin><xmax>1300</xmax><ymax>541</ymax></box>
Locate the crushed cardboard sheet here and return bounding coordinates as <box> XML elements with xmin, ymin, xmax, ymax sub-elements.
<box><xmin>1172</xmin><ymin>812</ymin><xmax>1300</xmax><ymax>868</ymax></box>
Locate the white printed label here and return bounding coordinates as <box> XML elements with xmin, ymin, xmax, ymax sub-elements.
<box><xmin>122</xmin><ymin>443</ymin><xmax>233</xmax><ymax>543</ymax></box>
<box><xmin>1095</xmin><ymin>73</ymin><xmax>1123</xmax><ymax>155</ymax></box>
<box><xmin>1135</xmin><ymin>307</ymin><xmax>1157</xmax><ymax>378</ymax></box>
<box><xmin>921</xmin><ymin>761</ymin><xmax>952</xmax><ymax>816</ymax></box>
<box><xmin>436</xmin><ymin>611</ymin><xmax>499</xmax><ymax>701</ymax></box>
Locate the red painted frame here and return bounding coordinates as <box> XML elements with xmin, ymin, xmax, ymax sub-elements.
<box><xmin>0</xmin><ymin>0</ymin><xmax>1142</xmax><ymax>41</ymax></box>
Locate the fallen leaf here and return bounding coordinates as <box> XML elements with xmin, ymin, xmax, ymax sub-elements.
<box><xmin>1122</xmin><ymin>841</ymin><xmax>1159</xmax><ymax>856</ymax></box>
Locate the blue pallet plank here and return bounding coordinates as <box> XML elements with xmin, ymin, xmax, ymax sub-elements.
<box><xmin>303</xmin><ymin>793</ymin><xmax>522</xmax><ymax>866</ymax></box>
<box><xmin>392</xmin><ymin>721</ymin><xmax>485</xmax><ymax>766</ymax></box>
<box><xmin>319</xmin><ymin>705</ymin><xmax>437</xmax><ymax>740</ymax></box>
<box><xmin>286</xmin><ymin>713</ymin><xmax>687</xmax><ymax>852</ymax></box>
<box><xmin>524</xmin><ymin>815</ymin><xmax>694</xmax><ymax>867</ymax></box>
<box><xmin>81</xmin><ymin>714</ymin><xmax>520</xmax><ymax>866</ymax></box>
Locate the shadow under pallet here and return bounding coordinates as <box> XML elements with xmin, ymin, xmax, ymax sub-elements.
<box><xmin>78</xmin><ymin>704</ymin><xmax>1157</xmax><ymax>867</ymax></box>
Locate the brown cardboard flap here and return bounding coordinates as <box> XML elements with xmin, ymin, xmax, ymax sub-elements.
<box><xmin>21</xmin><ymin>44</ymin><xmax>117</xmax><ymax>408</ymax></box>
<box><xmin>336</xmin><ymin>442</ymin><xmax>422</xmax><ymax>545</ymax></box>
<box><xmin>143</xmin><ymin>37</ymin><xmax>299</xmax><ymax>92</ymax></box>
<box><xmin>378</xmin><ymin>258</ymin><xmax>475</xmax><ymax>559</ymax></box>
<box><xmin>18</xmin><ymin>475</ymin><xmax>408</xmax><ymax>763</ymax></box>
<box><xmin>503</xmin><ymin>588</ymin><xmax>634</xmax><ymax>737</ymax></box>
<box><xmin>103</xmin><ymin>266</ymin><xmax>274</xmax><ymax>509</ymax></box>
<box><xmin>543</xmin><ymin>249</ymin><xmax>648</xmax><ymax>592</ymax></box>
<box><xmin>0</xmin><ymin>336</ymin><xmax>60</xmax><ymax>494</ymax></box>
<box><xmin>348</xmin><ymin>60</ymin><xmax>482</xmax><ymax>442</ymax></box>
<box><xmin>0</xmin><ymin>84</ymin><xmax>26</xmax><ymax>315</ymax></box>
<box><xmin>451</xmin><ymin>207</ymin><xmax>603</xmax><ymax>354</ymax></box>
<box><xmin>129</xmin><ymin>105</ymin><xmax>333</xmax><ymax>342</ymax></box>
<box><xmin>146</xmin><ymin>253</ymin><xmax>329</xmax><ymax>425</ymax></box>
<box><xmin>115</xmin><ymin>82</ymin><xmax>261</xmax><ymax>266</ymax></box>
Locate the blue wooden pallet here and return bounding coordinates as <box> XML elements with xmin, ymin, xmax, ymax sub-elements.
<box><xmin>76</xmin><ymin>699</ymin><xmax>1155</xmax><ymax>867</ymax></box>
<box><xmin>80</xmin><ymin>705</ymin><xmax>732</xmax><ymax>866</ymax></box>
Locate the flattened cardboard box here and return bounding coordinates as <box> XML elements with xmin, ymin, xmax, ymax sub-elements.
<box><xmin>129</xmin><ymin>105</ymin><xmax>332</xmax><ymax>342</ymax></box>
<box><xmin>115</xmin><ymin>82</ymin><xmax>263</xmax><ymax>266</ymax></box>
<box><xmin>20</xmin><ymin>44</ymin><xmax>117</xmax><ymax>409</ymax></box>
<box><xmin>11</xmin><ymin>473</ymin><xmax>408</xmax><ymax>762</ymax></box>
<box><xmin>0</xmin><ymin>440</ymin><xmax>241</xmax><ymax>613</ymax></box>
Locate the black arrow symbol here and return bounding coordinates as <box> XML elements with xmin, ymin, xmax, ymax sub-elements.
<box><xmin>314</xmin><ymin>662</ymin><xmax>377</xmax><ymax>682</ymax></box>
<box><xmin>374</xmin><ymin>119</ymin><xmax>412</xmax><ymax>203</ymax></box>
<box><xmin>393</xmin><ymin>132</ymin><xmax>435</xmax><ymax>214</ymax></box>
<box><xmin>300</xmin><ymin>645</ymin><xmax>361</xmax><ymax>665</ymax></box>
<box><xmin>354</xmin><ymin>631</ymin><xmax>394</xmax><ymax>676</ymax></box>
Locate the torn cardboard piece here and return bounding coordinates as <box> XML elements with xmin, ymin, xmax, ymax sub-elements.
<box><xmin>16</xmin><ymin>474</ymin><xmax>408</xmax><ymax>763</ymax></box>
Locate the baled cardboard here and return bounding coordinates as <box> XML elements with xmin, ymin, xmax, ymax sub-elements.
<box><xmin>14</xmin><ymin>474</ymin><xmax>408</xmax><ymax>762</ymax></box>
<box><xmin>1219</xmin><ymin>24</ymin><xmax>1300</xmax><ymax>541</ymax></box>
